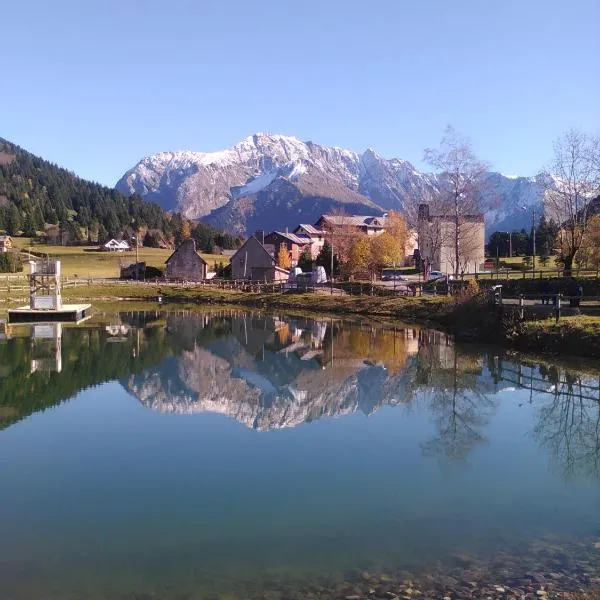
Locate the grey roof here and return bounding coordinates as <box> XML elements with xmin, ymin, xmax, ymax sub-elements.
<box><xmin>318</xmin><ymin>215</ymin><xmax>387</xmax><ymax>228</ymax></box>
<box><xmin>165</xmin><ymin>239</ymin><xmax>208</xmax><ymax>264</ymax></box>
<box><xmin>231</xmin><ymin>236</ymin><xmax>275</xmax><ymax>264</ymax></box>
<box><xmin>270</xmin><ymin>231</ymin><xmax>311</xmax><ymax>245</ymax></box>
<box><xmin>0</xmin><ymin>235</ymin><xmax>12</xmax><ymax>242</ymax></box>
<box><xmin>294</xmin><ymin>224</ymin><xmax>325</xmax><ymax>236</ymax></box>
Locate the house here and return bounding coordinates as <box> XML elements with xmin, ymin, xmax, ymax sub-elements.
<box><xmin>293</xmin><ymin>224</ymin><xmax>326</xmax><ymax>259</ymax></box>
<box><xmin>264</xmin><ymin>230</ymin><xmax>311</xmax><ymax>267</ymax></box>
<box><xmin>315</xmin><ymin>214</ymin><xmax>388</xmax><ymax>236</ymax></box>
<box><xmin>0</xmin><ymin>235</ymin><xmax>13</xmax><ymax>253</ymax></box>
<box><xmin>165</xmin><ymin>239</ymin><xmax>208</xmax><ymax>280</ymax></box>
<box><xmin>104</xmin><ymin>239</ymin><xmax>130</xmax><ymax>252</ymax></box>
<box><xmin>230</xmin><ymin>234</ymin><xmax>289</xmax><ymax>282</ymax></box>
<box><xmin>416</xmin><ymin>204</ymin><xmax>485</xmax><ymax>274</ymax></box>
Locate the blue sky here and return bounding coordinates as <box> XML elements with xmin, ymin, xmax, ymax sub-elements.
<box><xmin>2</xmin><ymin>0</ymin><xmax>599</xmax><ymax>186</ymax></box>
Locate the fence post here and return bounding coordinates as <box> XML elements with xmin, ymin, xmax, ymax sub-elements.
<box><xmin>555</xmin><ymin>293</ymin><xmax>562</xmax><ymax>323</ymax></box>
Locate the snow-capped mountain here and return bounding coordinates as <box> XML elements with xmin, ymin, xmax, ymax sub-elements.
<box><xmin>116</xmin><ymin>133</ymin><xmax>547</xmax><ymax>235</ymax></box>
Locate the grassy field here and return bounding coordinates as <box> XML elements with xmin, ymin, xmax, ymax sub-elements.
<box><xmin>10</xmin><ymin>238</ymin><xmax>225</xmax><ymax>278</ymax></box>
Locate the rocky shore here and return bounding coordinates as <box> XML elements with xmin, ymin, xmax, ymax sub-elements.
<box><xmin>213</xmin><ymin>537</ymin><xmax>600</xmax><ymax>600</ymax></box>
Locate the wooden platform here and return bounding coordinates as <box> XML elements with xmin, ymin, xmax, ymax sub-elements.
<box><xmin>8</xmin><ymin>304</ymin><xmax>92</xmax><ymax>324</ymax></box>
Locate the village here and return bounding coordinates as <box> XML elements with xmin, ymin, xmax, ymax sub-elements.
<box><xmin>156</xmin><ymin>206</ymin><xmax>485</xmax><ymax>285</ymax></box>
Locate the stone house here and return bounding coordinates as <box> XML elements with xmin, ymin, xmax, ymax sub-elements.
<box><xmin>293</xmin><ymin>224</ymin><xmax>326</xmax><ymax>259</ymax></box>
<box><xmin>0</xmin><ymin>235</ymin><xmax>13</xmax><ymax>253</ymax></box>
<box><xmin>416</xmin><ymin>204</ymin><xmax>485</xmax><ymax>275</ymax></box>
<box><xmin>315</xmin><ymin>214</ymin><xmax>387</xmax><ymax>237</ymax></box>
<box><xmin>165</xmin><ymin>239</ymin><xmax>208</xmax><ymax>280</ymax></box>
<box><xmin>264</xmin><ymin>230</ymin><xmax>311</xmax><ymax>267</ymax></box>
<box><xmin>230</xmin><ymin>234</ymin><xmax>289</xmax><ymax>281</ymax></box>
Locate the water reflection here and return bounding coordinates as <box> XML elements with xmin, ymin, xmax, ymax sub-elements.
<box><xmin>1</xmin><ymin>311</ymin><xmax>600</xmax><ymax>599</ymax></box>
<box><xmin>1</xmin><ymin>310</ymin><xmax>599</xmax><ymax>480</ymax></box>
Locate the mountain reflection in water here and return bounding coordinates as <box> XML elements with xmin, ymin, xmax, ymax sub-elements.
<box><xmin>1</xmin><ymin>310</ymin><xmax>599</xmax><ymax>479</ymax></box>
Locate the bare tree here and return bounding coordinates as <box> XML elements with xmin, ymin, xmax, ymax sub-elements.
<box><xmin>424</xmin><ymin>126</ymin><xmax>489</xmax><ymax>276</ymax></box>
<box><xmin>542</xmin><ymin>129</ymin><xmax>600</xmax><ymax>276</ymax></box>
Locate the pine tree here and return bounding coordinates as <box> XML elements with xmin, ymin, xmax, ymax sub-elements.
<box><xmin>5</xmin><ymin>204</ymin><xmax>22</xmax><ymax>235</ymax></box>
<box><xmin>298</xmin><ymin>246</ymin><xmax>313</xmax><ymax>271</ymax></box>
<box><xmin>316</xmin><ymin>240</ymin><xmax>339</xmax><ymax>277</ymax></box>
<box><xmin>22</xmin><ymin>212</ymin><xmax>37</xmax><ymax>237</ymax></box>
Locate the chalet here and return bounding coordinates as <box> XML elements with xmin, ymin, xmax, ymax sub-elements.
<box><xmin>0</xmin><ymin>235</ymin><xmax>13</xmax><ymax>253</ymax></box>
<box><xmin>293</xmin><ymin>224</ymin><xmax>326</xmax><ymax>259</ymax></box>
<box><xmin>417</xmin><ymin>204</ymin><xmax>485</xmax><ymax>274</ymax></box>
<box><xmin>315</xmin><ymin>214</ymin><xmax>387</xmax><ymax>236</ymax></box>
<box><xmin>165</xmin><ymin>239</ymin><xmax>208</xmax><ymax>280</ymax></box>
<box><xmin>264</xmin><ymin>230</ymin><xmax>311</xmax><ymax>267</ymax></box>
<box><xmin>104</xmin><ymin>239</ymin><xmax>130</xmax><ymax>252</ymax></box>
<box><xmin>230</xmin><ymin>234</ymin><xmax>289</xmax><ymax>282</ymax></box>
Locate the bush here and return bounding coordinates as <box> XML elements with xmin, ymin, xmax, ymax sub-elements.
<box><xmin>0</xmin><ymin>252</ymin><xmax>23</xmax><ymax>273</ymax></box>
<box><xmin>144</xmin><ymin>266</ymin><xmax>163</xmax><ymax>279</ymax></box>
<box><xmin>215</xmin><ymin>262</ymin><xmax>231</xmax><ymax>278</ymax></box>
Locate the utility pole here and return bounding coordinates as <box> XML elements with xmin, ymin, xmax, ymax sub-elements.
<box><xmin>330</xmin><ymin>231</ymin><xmax>334</xmax><ymax>295</ymax></box>
<box><xmin>532</xmin><ymin>208</ymin><xmax>536</xmax><ymax>273</ymax></box>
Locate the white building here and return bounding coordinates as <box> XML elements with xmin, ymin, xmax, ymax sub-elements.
<box><xmin>104</xmin><ymin>239</ymin><xmax>130</xmax><ymax>252</ymax></box>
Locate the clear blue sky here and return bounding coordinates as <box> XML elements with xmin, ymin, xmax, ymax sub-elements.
<box><xmin>2</xmin><ymin>0</ymin><xmax>599</xmax><ymax>187</ymax></box>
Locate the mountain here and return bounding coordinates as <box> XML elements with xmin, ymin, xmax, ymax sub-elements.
<box><xmin>0</xmin><ymin>137</ymin><xmax>171</xmax><ymax>241</ymax></box>
<box><xmin>116</xmin><ymin>133</ymin><xmax>548</xmax><ymax>236</ymax></box>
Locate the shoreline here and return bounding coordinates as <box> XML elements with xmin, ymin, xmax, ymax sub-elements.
<box><xmin>3</xmin><ymin>283</ymin><xmax>600</xmax><ymax>359</ymax></box>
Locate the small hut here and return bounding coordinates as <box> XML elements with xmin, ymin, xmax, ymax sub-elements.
<box><xmin>165</xmin><ymin>239</ymin><xmax>208</xmax><ymax>281</ymax></box>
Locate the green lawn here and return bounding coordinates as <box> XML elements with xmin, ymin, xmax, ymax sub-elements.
<box><xmin>10</xmin><ymin>238</ymin><xmax>225</xmax><ymax>278</ymax></box>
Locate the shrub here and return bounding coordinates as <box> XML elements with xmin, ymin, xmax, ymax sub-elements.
<box><xmin>144</xmin><ymin>266</ymin><xmax>163</xmax><ymax>279</ymax></box>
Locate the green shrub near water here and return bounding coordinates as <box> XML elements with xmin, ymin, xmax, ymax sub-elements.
<box><xmin>0</xmin><ymin>252</ymin><xmax>23</xmax><ymax>273</ymax></box>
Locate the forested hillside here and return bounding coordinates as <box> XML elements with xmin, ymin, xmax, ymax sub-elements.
<box><xmin>0</xmin><ymin>138</ymin><xmax>242</xmax><ymax>251</ymax></box>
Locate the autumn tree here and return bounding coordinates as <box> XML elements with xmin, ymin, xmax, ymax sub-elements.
<box><xmin>385</xmin><ymin>210</ymin><xmax>409</xmax><ymax>252</ymax></box>
<box><xmin>277</xmin><ymin>245</ymin><xmax>292</xmax><ymax>269</ymax></box>
<box><xmin>543</xmin><ymin>129</ymin><xmax>600</xmax><ymax>275</ymax></box>
<box><xmin>181</xmin><ymin>220</ymin><xmax>192</xmax><ymax>240</ymax></box>
<box><xmin>348</xmin><ymin>236</ymin><xmax>371</xmax><ymax>278</ymax></box>
<box><xmin>424</xmin><ymin>126</ymin><xmax>488</xmax><ymax>276</ymax></box>
<box><xmin>370</xmin><ymin>231</ymin><xmax>403</xmax><ymax>273</ymax></box>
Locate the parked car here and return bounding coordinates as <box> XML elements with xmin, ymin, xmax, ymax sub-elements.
<box><xmin>428</xmin><ymin>271</ymin><xmax>454</xmax><ymax>281</ymax></box>
<box><xmin>428</xmin><ymin>271</ymin><xmax>445</xmax><ymax>280</ymax></box>
<box><xmin>381</xmin><ymin>268</ymin><xmax>406</xmax><ymax>281</ymax></box>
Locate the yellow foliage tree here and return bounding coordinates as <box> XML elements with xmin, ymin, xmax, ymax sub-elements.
<box><xmin>181</xmin><ymin>220</ymin><xmax>192</xmax><ymax>240</ymax></box>
<box><xmin>385</xmin><ymin>210</ymin><xmax>409</xmax><ymax>251</ymax></box>
<box><xmin>277</xmin><ymin>245</ymin><xmax>292</xmax><ymax>269</ymax></box>
<box><xmin>348</xmin><ymin>236</ymin><xmax>372</xmax><ymax>278</ymax></box>
<box><xmin>371</xmin><ymin>231</ymin><xmax>403</xmax><ymax>271</ymax></box>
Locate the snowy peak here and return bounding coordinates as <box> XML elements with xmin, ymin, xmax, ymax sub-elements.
<box><xmin>116</xmin><ymin>133</ymin><xmax>548</xmax><ymax>236</ymax></box>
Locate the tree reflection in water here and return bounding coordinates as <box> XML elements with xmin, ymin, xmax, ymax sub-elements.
<box><xmin>415</xmin><ymin>331</ymin><xmax>498</xmax><ymax>466</ymax></box>
<box><xmin>533</xmin><ymin>365</ymin><xmax>600</xmax><ymax>480</ymax></box>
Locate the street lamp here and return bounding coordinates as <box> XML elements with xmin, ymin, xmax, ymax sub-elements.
<box><xmin>131</xmin><ymin>234</ymin><xmax>139</xmax><ymax>280</ymax></box>
<box><xmin>503</xmin><ymin>231</ymin><xmax>512</xmax><ymax>258</ymax></box>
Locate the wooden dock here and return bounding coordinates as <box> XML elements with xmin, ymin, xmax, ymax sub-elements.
<box><xmin>8</xmin><ymin>304</ymin><xmax>92</xmax><ymax>324</ymax></box>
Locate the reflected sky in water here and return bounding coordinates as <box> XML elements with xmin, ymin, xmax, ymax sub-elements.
<box><xmin>0</xmin><ymin>311</ymin><xmax>599</xmax><ymax>599</ymax></box>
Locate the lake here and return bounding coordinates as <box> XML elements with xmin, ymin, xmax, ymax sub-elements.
<box><xmin>0</xmin><ymin>310</ymin><xmax>599</xmax><ymax>600</ymax></box>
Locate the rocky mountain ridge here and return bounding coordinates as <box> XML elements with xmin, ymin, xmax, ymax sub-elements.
<box><xmin>116</xmin><ymin>133</ymin><xmax>548</xmax><ymax>235</ymax></box>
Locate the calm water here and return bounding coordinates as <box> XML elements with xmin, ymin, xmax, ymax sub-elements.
<box><xmin>0</xmin><ymin>310</ymin><xmax>599</xmax><ymax>599</ymax></box>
